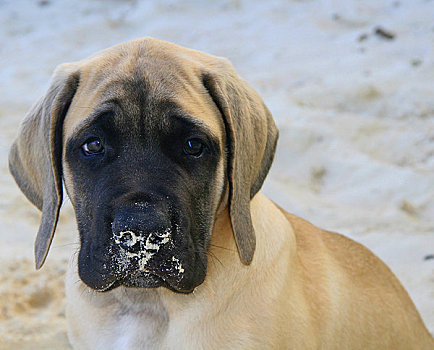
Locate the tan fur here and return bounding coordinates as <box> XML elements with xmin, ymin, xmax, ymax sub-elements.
<box><xmin>10</xmin><ymin>38</ymin><xmax>433</xmax><ymax>349</ymax></box>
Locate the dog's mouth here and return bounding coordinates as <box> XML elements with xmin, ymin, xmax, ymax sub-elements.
<box><xmin>102</xmin><ymin>270</ymin><xmax>165</xmax><ymax>291</ymax></box>
<box><xmin>105</xmin><ymin>269</ymin><xmax>194</xmax><ymax>294</ymax></box>
<box><xmin>79</xmin><ymin>228</ymin><xmax>201</xmax><ymax>294</ymax></box>
<box><xmin>121</xmin><ymin>270</ymin><xmax>165</xmax><ymax>288</ymax></box>
<box><xmin>98</xmin><ymin>265</ymin><xmax>194</xmax><ymax>294</ymax></box>
<box><xmin>112</xmin><ymin>245</ymin><xmax>193</xmax><ymax>293</ymax></box>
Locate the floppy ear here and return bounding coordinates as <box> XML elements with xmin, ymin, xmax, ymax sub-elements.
<box><xmin>202</xmin><ymin>61</ymin><xmax>278</xmax><ymax>265</ymax></box>
<box><xmin>9</xmin><ymin>63</ymin><xmax>79</xmax><ymax>269</ymax></box>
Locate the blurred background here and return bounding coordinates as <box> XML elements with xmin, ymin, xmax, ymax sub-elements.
<box><xmin>0</xmin><ymin>0</ymin><xmax>433</xmax><ymax>348</ymax></box>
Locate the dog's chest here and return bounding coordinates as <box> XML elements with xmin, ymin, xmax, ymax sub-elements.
<box><xmin>67</xmin><ymin>297</ymin><xmax>168</xmax><ymax>349</ymax></box>
<box><xmin>70</xmin><ymin>305</ymin><xmax>206</xmax><ymax>350</ymax></box>
<box><xmin>66</xmin><ymin>277</ymin><xmax>203</xmax><ymax>349</ymax></box>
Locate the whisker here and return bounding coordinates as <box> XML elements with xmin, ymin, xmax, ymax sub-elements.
<box><xmin>207</xmin><ymin>251</ymin><xmax>224</xmax><ymax>268</ymax></box>
<box><xmin>206</xmin><ymin>252</ymin><xmax>218</xmax><ymax>270</ymax></box>
<box><xmin>53</xmin><ymin>242</ymin><xmax>80</xmax><ymax>249</ymax></box>
<box><xmin>208</xmin><ymin>243</ymin><xmax>235</xmax><ymax>252</ymax></box>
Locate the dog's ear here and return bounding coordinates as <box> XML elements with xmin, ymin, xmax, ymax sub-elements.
<box><xmin>9</xmin><ymin>63</ymin><xmax>80</xmax><ymax>269</ymax></box>
<box><xmin>202</xmin><ymin>61</ymin><xmax>278</xmax><ymax>265</ymax></box>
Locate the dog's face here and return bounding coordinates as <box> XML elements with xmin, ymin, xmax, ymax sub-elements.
<box><xmin>63</xmin><ymin>68</ymin><xmax>225</xmax><ymax>292</ymax></box>
<box><xmin>9</xmin><ymin>38</ymin><xmax>278</xmax><ymax>294</ymax></box>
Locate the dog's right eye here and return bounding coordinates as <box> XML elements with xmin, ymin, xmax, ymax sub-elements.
<box><xmin>82</xmin><ymin>138</ymin><xmax>105</xmax><ymax>156</ymax></box>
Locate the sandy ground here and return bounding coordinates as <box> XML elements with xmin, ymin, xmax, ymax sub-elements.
<box><xmin>0</xmin><ymin>0</ymin><xmax>433</xmax><ymax>348</ymax></box>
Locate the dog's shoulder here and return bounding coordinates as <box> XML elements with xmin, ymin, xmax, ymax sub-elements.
<box><xmin>273</xmin><ymin>203</ymin><xmax>433</xmax><ymax>348</ymax></box>
<box><xmin>276</xmin><ymin>205</ymin><xmax>391</xmax><ymax>278</ymax></box>
<box><xmin>280</xmin><ymin>207</ymin><xmax>406</xmax><ymax>294</ymax></box>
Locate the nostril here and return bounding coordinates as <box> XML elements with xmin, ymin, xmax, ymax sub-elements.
<box><xmin>113</xmin><ymin>230</ymin><xmax>140</xmax><ymax>252</ymax></box>
<box><xmin>152</xmin><ymin>227</ymin><xmax>172</xmax><ymax>240</ymax></box>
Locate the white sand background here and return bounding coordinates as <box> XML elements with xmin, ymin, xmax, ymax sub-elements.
<box><xmin>1</xmin><ymin>0</ymin><xmax>433</xmax><ymax>348</ymax></box>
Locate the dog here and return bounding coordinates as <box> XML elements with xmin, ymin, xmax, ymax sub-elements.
<box><xmin>9</xmin><ymin>37</ymin><xmax>434</xmax><ymax>349</ymax></box>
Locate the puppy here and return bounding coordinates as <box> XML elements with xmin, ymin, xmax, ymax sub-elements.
<box><xmin>9</xmin><ymin>37</ymin><xmax>434</xmax><ymax>349</ymax></box>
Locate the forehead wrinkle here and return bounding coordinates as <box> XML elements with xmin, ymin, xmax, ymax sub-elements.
<box><xmin>66</xmin><ymin>102</ymin><xmax>121</xmax><ymax>140</ymax></box>
<box><xmin>97</xmin><ymin>77</ymin><xmax>149</xmax><ymax>135</ymax></box>
<box><xmin>149</xmin><ymin>98</ymin><xmax>221</xmax><ymax>141</ymax></box>
<box><xmin>171</xmin><ymin>113</ymin><xmax>219</xmax><ymax>140</ymax></box>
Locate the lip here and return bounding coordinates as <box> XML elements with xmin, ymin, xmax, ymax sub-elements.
<box><xmin>95</xmin><ymin>268</ymin><xmax>195</xmax><ymax>294</ymax></box>
<box><xmin>92</xmin><ymin>270</ymin><xmax>163</xmax><ymax>292</ymax></box>
<box><xmin>96</xmin><ymin>279</ymin><xmax>121</xmax><ymax>292</ymax></box>
<box><xmin>121</xmin><ymin>270</ymin><xmax>165</xmax><ymax>288</ymax></box>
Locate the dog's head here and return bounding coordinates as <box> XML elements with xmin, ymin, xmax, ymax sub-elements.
<box><xmin>9</xmin><ymin>38</ymin><xmax>278</xmax><ymax>293</ymax></box>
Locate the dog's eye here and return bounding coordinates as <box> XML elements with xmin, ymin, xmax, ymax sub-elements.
<box><xmin>184</xmin><ymin>138</ymin><xmax>205</xmax><ymax>157</ymax></box>
<box><xmin>82</xmin><ymin>138</ymin><xmax>104</xmax><ymax>155</ymax></box>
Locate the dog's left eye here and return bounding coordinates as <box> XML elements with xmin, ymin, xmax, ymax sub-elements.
<box><xmin>82</xmin><ymin>138</ymin><xmax>105</xmax><ymax>156</ymax></box>
<box><xmin>184</xmin><ymin>138</ymin><xmax>205</xmax><ymax>157</ymax></box>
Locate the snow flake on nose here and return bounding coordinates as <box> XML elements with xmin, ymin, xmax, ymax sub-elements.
<box><xmin>113</xmin><ymin>228</ymin><xmax>172</xmax><ymax>270</ymax></box>
<box><xmin>112</xmin><ymin>227</ymin><xmax>185</xmax><ymax>277</ymax></box>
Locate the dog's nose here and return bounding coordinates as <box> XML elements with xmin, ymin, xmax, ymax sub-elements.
<box><xmin>111</xmin><ymin>206</ymin><xmax>172</xmax><ymax>253</ymax></box>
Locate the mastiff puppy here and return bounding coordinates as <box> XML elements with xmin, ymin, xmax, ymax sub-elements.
<box><xmin>9</xmin><ymin>38</ymin><xmax>434</xmax><ymax>349</ymax></box>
